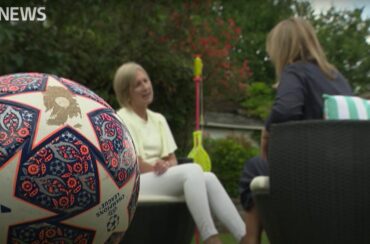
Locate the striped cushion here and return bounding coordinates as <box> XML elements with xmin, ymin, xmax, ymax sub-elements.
<box><xmin>323</xmin><ymin>94</ymin><xmax>370</xmax><ymax>120</ymax></box>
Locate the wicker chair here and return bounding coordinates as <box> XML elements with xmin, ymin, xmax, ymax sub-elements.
<box><xmin>121</xmin><ymin>159</ymin><xmax>195</xmax><ymax>244</ymax></box>
<box><xmin>251</xmin><ymin>120</ymin><xmax>370</xmax><ymax>244</ymax></box>
<box><xmin>121</xmin><ymin>195</ymin><xmax>195</xmax><ymax>244</ymax></box>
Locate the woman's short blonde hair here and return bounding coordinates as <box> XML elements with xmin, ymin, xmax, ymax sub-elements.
<box><xmin>113</xmin><ymin>62</ymin><xmax>147</xmax><ymax>107</ymax></box>
<box><xmin>266</xmin><ymin>17</ymin><xmax>335</xmax><ymax>82</ymax></box>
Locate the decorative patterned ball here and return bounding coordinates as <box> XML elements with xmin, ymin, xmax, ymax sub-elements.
<box><xmin>0</xmin><ymin>73</ymin><xmax>139</xmax><ymax>243</ymax></box>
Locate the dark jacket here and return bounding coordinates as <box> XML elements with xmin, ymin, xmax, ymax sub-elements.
<box><xmin>265</xmin><ymin>61</ymin><xmax>353</xmax><ymax>130</ymax></box>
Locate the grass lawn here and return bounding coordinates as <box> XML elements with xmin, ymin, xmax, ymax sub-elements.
<box><xmin>191</xmin><ymin>232</ymin><xmax>270</xmax><ymax>244</ymax></box>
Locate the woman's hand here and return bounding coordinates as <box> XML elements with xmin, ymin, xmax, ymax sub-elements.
<box><xmin>138</xmin><ymin>156</ymin><xmax>155</xmax><ymax>173</ymax></box>
<box><xmin>153</xmin><ymin>159</ymin><xmax>171</xmax><ymax>175</ymax></box>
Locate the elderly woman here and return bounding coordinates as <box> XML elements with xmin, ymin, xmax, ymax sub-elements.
<box><xmin>113</xmin><ymin>62</ymin><xmax>246</xmax><ymax>244</ymax></box>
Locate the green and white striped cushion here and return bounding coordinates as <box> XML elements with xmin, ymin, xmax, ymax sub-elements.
<box><xmin>323</xmin><ymin>94</ymin><xmax>370</xmax><ymax>120</ymax></box>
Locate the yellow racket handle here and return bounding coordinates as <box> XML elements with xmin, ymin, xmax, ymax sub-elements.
<box><xmin>194</xmin><ymin>56</ymin><xmax>203</xmax><ymax>78</ymax></box>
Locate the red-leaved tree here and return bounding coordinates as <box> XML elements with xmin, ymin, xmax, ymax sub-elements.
<box><xmin>148</xmin><ymin>0</ymin><xmax>252</xmax><ymax>107</ymax></box>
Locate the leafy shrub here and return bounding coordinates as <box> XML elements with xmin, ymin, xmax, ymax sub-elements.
<box><xmin>242</xmin><ymin>82</ymin><xmax>274</xmax><ymax>120</ymax></box>
<box><xmin>204</xmin><ymin>135</ymin><xmax>258</xmax><ymax>198</ymax></box>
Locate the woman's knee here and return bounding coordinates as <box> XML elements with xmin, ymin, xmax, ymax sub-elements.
<box><xmin>177</xmin><ymin>163</ymin><xmax>204</xmax><ymax>179</ymax></box>
<box><xmin>242</xmin><ymin>156</ymin><xmax>269</xmax><ymax>177</ymax></box>
<box><xmin>239</xmin><ymin>156</ymin><xmax>268</xmax><ymax>211</ymax></box>
<box><xmin>204</xmin><ymin>172</ymin><xmax>219</xmax><ymax>185</ymax></box>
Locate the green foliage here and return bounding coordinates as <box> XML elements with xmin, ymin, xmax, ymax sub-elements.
<box><xmin>283</xmin><ymin>2</ymin><xmax>370</xmax><ymax>93</ymax></box>
<box><xmin>0</xmin><ymin>0</ymin><xmax>369</xmax><ymax>151</ymax></box>
<box><xmin>205</xmin><ymin>136</ymin><xmax>258</xmax><ymax>198</ymax></box>
<box><xmin>147</xmin><ymin>1</ymin><xmax>253</xmax><ymax>104</ymax></box>
<box><xmin>222</xmin><ymin>0</ymin><xmax>296</xmax><ymax>86</ymax></box>
<box><xmin>0</xmin><ymin>0</ymin><xmax>258</xmax><ymax>153</ymax></box>
<box><xmin>0</xmin><ymin>1</ymin><xmax>196</xmax><ymax>152</ymax></box>
<box><xmin>241</xmin><ymin>82</ymin><xmax>274</xmax><ymax>120</ymax></box>
<box><xmin>310</xmin><ymin>8</ymin><xmax>370</xmax><ymax>94</ymax></box>
<box><xmin>191</xmin><ymin>232</ymin><xmax>270</xmax><ymax>244</ymax></box>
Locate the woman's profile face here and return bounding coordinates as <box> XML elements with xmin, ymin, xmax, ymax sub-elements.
<box><xmin>129</xmin><ymin>69</ymin><xmax>154</xmax><ymax>108</ymax></box>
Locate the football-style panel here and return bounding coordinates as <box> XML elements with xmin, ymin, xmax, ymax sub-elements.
<box><xmin>127</xmin><ymin>170</ymin><xmax>140</xmax><ymax>223</ymax></box>
<box><xmin>0</xmin><ymin>101</ymin><xmax>38</xmax><ymax>168</ymax></box>
<box><xmin>59</xmin><ymin>77</ymin><xmax>112</xmax><ymax>109</ymax></box>
<box><xmin>89</xmin><ymin>110</ymin><xmax>137</xmax><ymax>188</ymax></box>
<box><xmin>15</xmin><ymin>127</ymin><xmax>100</xmax><ymax>217</ymax></box>
<box><xmin>0</xmin><ymin>72</ymin><xmax>139</xmax><ymax>243</ymax></box>
<box><xmin>8</xmin><ymin>220</ymin><xmax>95</xmax><ymax>243</ymax></box>
<box><xmin>0</xmin><ymin>73</ymin><xmax>48</xmax><ymax>96</ymax></box>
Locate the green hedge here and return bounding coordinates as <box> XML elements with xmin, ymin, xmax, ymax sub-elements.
<box><xmin>204</xmin><ymin>136</ymin><xmax>258</xmax><ymax>198</ymax></box>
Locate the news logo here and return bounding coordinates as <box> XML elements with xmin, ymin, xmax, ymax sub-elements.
<box><xmin>0</xmin><ymin>7</ymin><xmax>46</xmax><ymax>22</ymax></box>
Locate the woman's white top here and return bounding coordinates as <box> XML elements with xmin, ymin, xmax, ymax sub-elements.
<box><xmin>116</xmin><ymin>107</ymin><xmax>177</xmax><ymax>165</ymax></box>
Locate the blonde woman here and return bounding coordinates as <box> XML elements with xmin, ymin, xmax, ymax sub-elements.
<box><xmin>113</xmin><ymin>62</ymin><xmax>246</xmax><ymax>244</ymax></box>
<box><xmin>239</xmin><ymin>17</ymin><xmax>352</xmax><ymax>244</ymax></box>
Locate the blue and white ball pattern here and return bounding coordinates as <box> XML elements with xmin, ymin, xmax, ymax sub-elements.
<box><xmin>0</xmin><ymin>73</ymin><xmax>139</xmax><ymax>243</ymax></box>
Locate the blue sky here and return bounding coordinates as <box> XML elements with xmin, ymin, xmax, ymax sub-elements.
<box><xmin>307</xmin><ymin>0</ymin><xmax>370</xmax><ymax>19</ymax></box>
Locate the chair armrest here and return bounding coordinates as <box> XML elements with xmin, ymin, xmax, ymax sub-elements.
<box><xmin>178</xmin><ymin>157</ymin><xmax>193</xmax><ymax>164</ymax></box>
<box><xmin>251</xmin><ymin>176</ymin><xmax>270</xmax><ymax>194</ymax></box>
<box><xmin>123</xmin><ymin>194</ymin><xmax>194</xmax><ymax>244</ymax></box>
<box><xmin>138</xmin><ymin>195</ymin><xmax>186</xmax><ymax>204</ymax></box>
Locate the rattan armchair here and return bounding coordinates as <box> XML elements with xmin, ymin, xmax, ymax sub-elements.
<box><xmin>251</xmin><ymin>120</ymin><xmax>370</xmax><ymax>244</ymax></box>
<box><xmin>120</xmin><ymin>195</ymin><xmax>194</xmax><ymax>244</ymax></box>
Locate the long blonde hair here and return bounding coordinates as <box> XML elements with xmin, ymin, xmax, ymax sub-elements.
<box><xmin>266</xmin><ymin>17</ymin><xmax>336</xmax><ymax>83</ymax></box>
<box><xmin>113</xmin><ymin>62</ymin><xmax>147</xmax><ymax>107</ymax></box>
